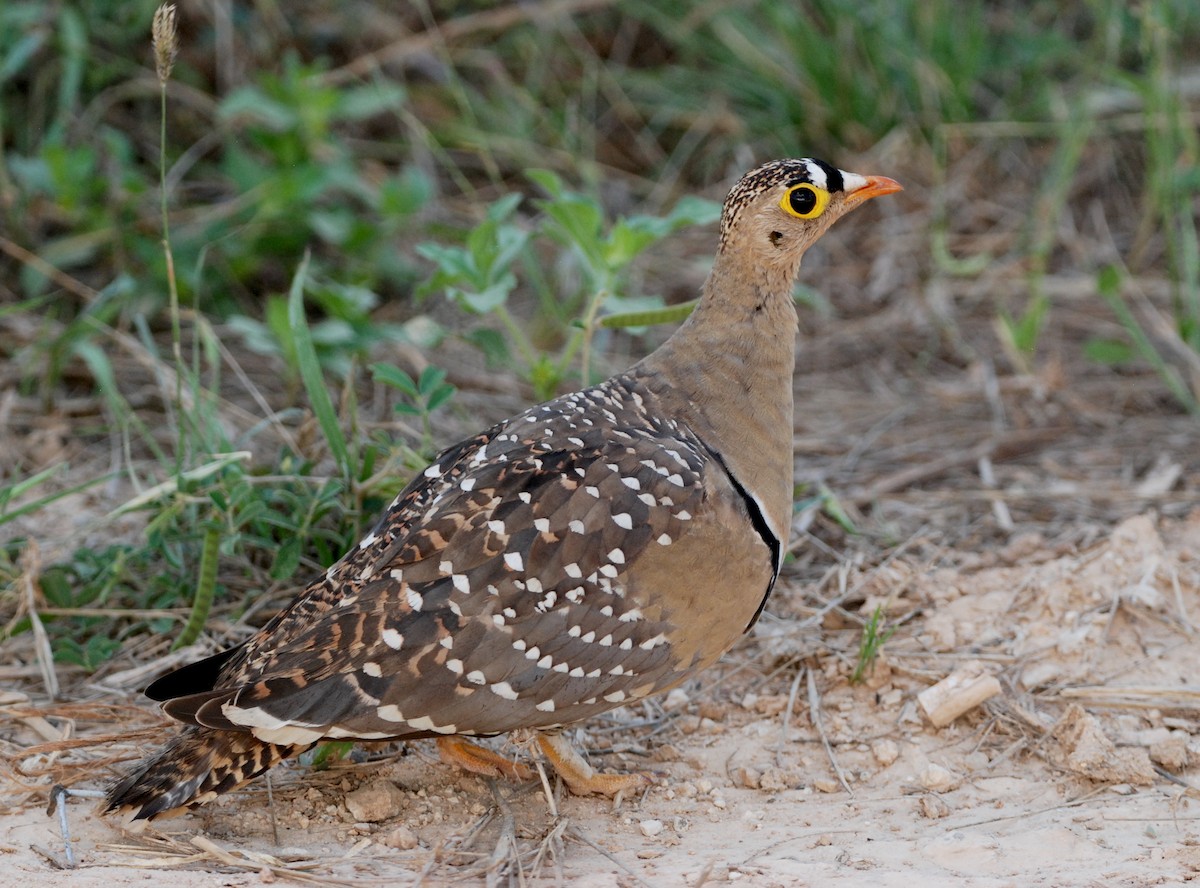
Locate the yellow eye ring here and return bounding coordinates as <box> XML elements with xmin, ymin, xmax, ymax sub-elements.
<box><xmin>780</xmin><ymin>183</ymin><xmax>830</xmax><ymax>220</ymax></box>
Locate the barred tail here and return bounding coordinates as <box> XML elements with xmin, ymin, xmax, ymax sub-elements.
<box><xmin>106</xmin><ymin>726</ymin><xmax>311</xmax><ymax>820</ymax></box>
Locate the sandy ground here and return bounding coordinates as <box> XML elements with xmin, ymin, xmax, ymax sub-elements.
<box><xmin>4</xmin><ymin>509</ymin><xmax>1199</xmax><ymax>887</ymax></box>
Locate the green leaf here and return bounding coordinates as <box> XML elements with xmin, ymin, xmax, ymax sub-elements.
<box><xmin>486</xmin><ymin>192</ymin><xmax>524</xmax><ymax>223</ymax></box>
<box><xmin>372</xmin><ymin>363</ymin><xmax>419</xmax><ymax>396</ymax></box>
<box><xmin>425</xmin><ymin>383</ymin><xmax>456</xmax><ymax>412</ymax></box>
<box><xmin>465</xmin><ymin>328</ymin><xmax>510</xmax><ymax>366</ymax></box>
<box><xmin>379</xmin><ymin>168</ymin><xmax>433</xmax><ymax>218</ymax></box>
<box><xmin>417</xmin><ymin>366</ymin><xmax>447</xmax><ymax>396</ymax></box>
<box><xmin>270</xmin><ymin>536</ymin><xmax>302</xmax><ymax>580</ymax></box>
<box><xmin>453</xmin><ymin>277</ymin><xmax>516</xmax><ymax>315</ymax></box>
<box><xmin>526</xmin><ymin>168</ymin><xmax>564</xmax><ymax>197</ymax></box>
<box><xmin>0</xmin><ymin>31</ymin><xmax>45</xmax><ymax>84</ymax></box>
<box><xmin>336</xmin><ymin>83</ymin><xmax>407</xmax><ymax>120</ymax></box>
<box><xmin>219</xmin><ymin>86</ymin><xmax>298</xmax><ymax>130</ymax></box>
<box><xmin>664</xmin><ymin>195</ymin><xmax>722</xmax><ymax>228</ymax></box>
<box><xmin>541</xmin><ymin>196</ymin><xmax>604</xmax><ymax>266</ymax></box>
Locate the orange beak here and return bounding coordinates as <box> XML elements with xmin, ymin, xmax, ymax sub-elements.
<box><xmin>845</xmin><ymin>175</ymin><xmax>903</xmax><ymax>207</ymax></box>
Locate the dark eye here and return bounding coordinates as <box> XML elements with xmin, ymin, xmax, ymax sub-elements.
<box><xmin>789</xmin><ymin>188</ymin><xmax>816</xmax><ymax>215</ymax></box>
<box><xmin>780</xmin><ymin>183</ymin><xmax>830</xmax><ymax>220</ymax></box>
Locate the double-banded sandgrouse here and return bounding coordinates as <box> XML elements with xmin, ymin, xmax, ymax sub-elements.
<box><xmin>107</xmin><ymin>159</ymin><xmax>901</xmax><ymax>819</ymax></box>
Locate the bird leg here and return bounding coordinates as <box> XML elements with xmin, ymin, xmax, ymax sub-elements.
<box><xmin>436</xmin><ymin>736</ymin><xmax>532</xmax><ymax>781</ymax></box>
<box><xmin>536</xmin><ymin>732</ymin><xmax>652</xmax><ymax>797</ymax></box>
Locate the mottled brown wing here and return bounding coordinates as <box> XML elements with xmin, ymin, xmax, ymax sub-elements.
<box><xmin>181</xmin><ymin>383</ymin><xmax>720</xmax><ymax>745</ymax></box>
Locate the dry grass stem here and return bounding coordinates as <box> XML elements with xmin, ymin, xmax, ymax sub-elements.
<box><xmin>806</xmin><ymin>666</ymin><xmax>852</xmax><ymax>794</ymax></box>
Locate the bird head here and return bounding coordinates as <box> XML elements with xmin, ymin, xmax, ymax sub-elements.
<box><xmin>717</xmin><ymin>158</ymin><xmax>902</xmax><ymax>279</ymax></box>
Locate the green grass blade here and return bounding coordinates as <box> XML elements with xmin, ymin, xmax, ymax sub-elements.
<box><xmin>1097</xmin><ymin>266</ymin><xmax>1199</xmax><ymax>415</ymax></box>
<box><xmin>286</xmin><ymin>253</ymin><xmax>352</xmax><ymax>476</ymax></box>
<box><xmin>107</xmin><ymin>452</ymin><xmax>251</xmax><ymax>518</ymax></box>
<box><xmin>0</xmin><ymin>467</ymin><xmax>110</xmax><ymax>526</ymax></box>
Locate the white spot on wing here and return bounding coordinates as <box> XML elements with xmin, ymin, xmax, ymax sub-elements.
<box><xmin>406</xmin><ymin>715</ymin><xmax>456</xmax><ymax>734</ymax></box>
<box><xmin>382</xmin><ymin>628</ymin><xmax>404</xmax><ymax>649</ymax></box>
<box><xmin>490</xmin><ymin>681</ymin><xmax>519</xmax><ymax>700</ymax></box>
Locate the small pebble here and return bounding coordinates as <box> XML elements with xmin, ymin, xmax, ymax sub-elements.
<box><xmin>918</xmin><ymin>795</ymin><xmax>950</xmax><ymax>819</ymax></box>
<box><xmin>919</xmin><ymin>763</ymin><xmax>957</xmax><ymax>792</ymax></box>
<box><xmin>735</xmin><ymin>767</ymin><xmax>761</xmax><ymax>789</ymax></box>
<box><xmin>664</xmin><ymin>688</ymin><xmax>690</xmax><ymax>709</ymax></box>
<box><xmin>871</xmin><ymin>739</ymin><xmax>899</xmax><ymax>767</ymax></box>
<box><xmin>382</xmin><ymin>825</ymin><xmax>419</xmax><ymax>850</ymax></box>
<box><xmin>639</xmin><ymin>819</ymin><xmax>664</xmax><ymax>837</ymax></box>
<box><xmin>345</xmin><ymin>780</ymin><xmax>406</xmax><ymax>823</ymax></box>
<box><xmin>1149</xmin><ymin>735</ymin><xmax>1190</xmax><ymax>772</ymax></box>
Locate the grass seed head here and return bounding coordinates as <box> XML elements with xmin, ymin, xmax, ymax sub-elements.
<box><xmin>152</xmin><ymin>4</ymin><xmax>178</xmax><ymax>85</ymax></box>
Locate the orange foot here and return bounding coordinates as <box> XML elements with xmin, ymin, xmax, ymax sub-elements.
<box><xmin>536</xmin><ymin>732</ymin><xmax>653</xmax><ymax>797</ymax></box>
<box><xmin>436</xmin><ymin>736</ymin><xmax>532</xmax><ymax>781</ymax></box>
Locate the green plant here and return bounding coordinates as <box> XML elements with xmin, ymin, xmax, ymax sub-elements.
<box><xmin>850</xmin><ymin>605</ymin><xmax>896</xmax><ymax>685</ymax></box>
<box><xmin>795</xmin><ymin>483</ymin><xmax>859</xmax><ymax>535</ymax></box>
<box><xmin>373</xmin><ymin>364</ymin><xmax>457</xmax><ymax>458</ymax></box>
<box><xmin>418</xmin><ymin>170</ymin><xmax>719</xmax><ymax>399</ymax></box>
<box><xmin>1093</xmin><ymin>265</ymin><xmax>1199</xmax><ymax>414</ymax></box>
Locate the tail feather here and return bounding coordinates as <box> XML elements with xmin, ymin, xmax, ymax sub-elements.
<box><xmin>106</xmin><ymin>726</ymin><xmax>311</xmax><ymax>819</ymax></box>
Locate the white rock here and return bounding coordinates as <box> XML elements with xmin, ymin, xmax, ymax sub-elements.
<box><xmin>639</xmin><ymin>819</ymin><xmax>664</xmax><ymax>837</ymax></box>
<box><xmin>345</xmin><ymin>780</ymin><xmax>406</xmax><ymax>823</ymax></box>
<box><xmin>919</xmin><ymin>763</ymin><xmax>957</xmax><ymax>792</ymax></box>
<box><xmin>871</xmin><ymin>738</ymin><xmax>900</xmax><ymax>766</ymax></box>
<box><xmin>664</xmin><ymin>688</ymin><xmax>690</xmax><ymax>710</ymax></box>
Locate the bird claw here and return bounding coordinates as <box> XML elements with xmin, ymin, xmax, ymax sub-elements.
<box><xmin>536</xmin><ymin>732</ymin><xmax>654</xmax><ymax>798</ymax></box>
